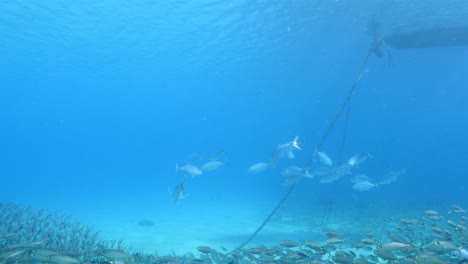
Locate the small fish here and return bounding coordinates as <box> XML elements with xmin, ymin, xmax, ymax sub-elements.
<box><xmin>247</xmin><ymin>247</ymin><xmax>265</xmax><ymax>254</ymax></box>
<box><xmin>99</xmin><ymin>249</ymin><xmax>131</xmax><ymax>259</ymax></box>
<box><xmin>197</xmin><ymin>246</ymin><xmax>213</xmax><ymax>254</ymax></box>
<box><xmin>379</xmin><ymin>169</ymin><xmax>405</xmax><ymax>185</ymax></box>
<box><xmin>361</xmin><ymin>238</ymin><xmax>378</xmax><ymax>245</ymax></box>
<box><xmin>200</xmin><ymin>160</ymin><xmax>228</xmax><ymax>172</ymax></box>
<box><xmin>34</xmin><ymin>249</ymin><xmax>61</xmax><ymax>257</ymax></box>
<box><xmin>304</xmin><ymin>241</ymin><xmax>322</xmax><ymax>250</ymax></box>
<box><xmin>319</xmin><ymin>165</ymin><xmax>353</xmax><ymax>184</ymax></box>
<box><xmin>315</xmin><ymin>149</ymin><xmax>333</xmax><ymax>166</ymax></box>
<box><xmin>263</xmin><ymin>248</ymin><xmax>279</xmax><ymax>255</ymax></box>
<box><xmin>425</xmin><ymin>210</ymin><xmax>439</xmax><ymax>216</ymax></box>
<box><xmin>432</xmin><ymin>240</ymin><xmax>458</xmax><ymax>253</ymax></box>
<box><xmin>325</xmin><ymin>230</ymin><xmax>342</xmax><ymax>237</ymax></box>
<box><xmin>0</xmin><ymin>250</ymin><xmax>25</xmax><ymax>259</ymax></box>
<box><xmin>374</xmin><ymin>249</ymin><xmax>398</xmax><ymax>261</ymax></box>
<box><xmin>280</xmin><ymin>240</ymin><xmax>299</xmax><ymax>247</ymax></box>
<box><xmin>176</xmin><ymin>163</ymin><xmax>202</xmax><ymax>177</ymax></box>
<box><xmin>378</xmin><ymin>242</ymin><xmax>411</xmax><ymax>251</ymax></box>
<box><xmin>350</xmin><ymin>174</ymin><xmax>372</xmax><ymax>183</ymax></box>
<box><xmin>137</xmin><ymin>219</ymin><xmax>155</xmax><ymax>227</ymax></box>
<box><xmin>400</xmin><ymin>218</ymin><xmax>419</xmax><ymax>224</ymax></box>
<box><xmin>352</xmin><ymin>181</ymin><xmax>378</xmax><ymax>191</ymax></box>
<box><xmin>48</xmin><ymin>255</ymin><xmax>80</xmax><ymax>264</ymax></box>
<box><xmin>333</xmin><ymin>251</ymin><xmax>355</xmax><ymax>263</ymax></box>
<box><xmin>326</xmin><ymin>237</ymin><xmax>346</xmax><ymax>244</ymax></box>
<box><xmin>271</xmin><ymin>136</ymin><xmax>301</xmax><ymax>166</ymax></box>
<box><xmin>281</xmin><ymin>166</ymin><xmax>312</xmax><ymax>178</ymax></box>
<box><xmin>451</xmin><ymin>248</ymin><xmax>468</xmax><ymax>259</ymax></box>
<box><xmin>248</xmin><ymin>162</ymin><xmax>270</xmax><ymax>173</ymax></box>
<box><xmin>347</xmin><ymin>153</ymin><xmax>373</xmax><ymax>167</ymax></box>
<box><xmin>287</xmin><ymin>251</ymin><xmax>308</xmax><ymax>260</ymax></box>
<box><xmin>172</xmin><ymin>182</ymin><xmax>189</xmax><ymax>204</ymax></box>
<box><xmin>416</xmin><ymin>254</ymin><xmax>446</xmax><ymax>264</ymax></box>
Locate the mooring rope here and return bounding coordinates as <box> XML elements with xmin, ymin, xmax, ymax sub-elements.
<box><xmin>233</xmin><ymin>183</ymin><xmax>297</xmax><ymax>251</ymax></box>
<box><xmin>319</xmin><ymin>97</ymin><xmax>352</xmax><ymax>231</ymax></box>
<box><xmin>234</xmin><ymin>47</ymin><xmax>374</xmax><ymax>251</ymax></box>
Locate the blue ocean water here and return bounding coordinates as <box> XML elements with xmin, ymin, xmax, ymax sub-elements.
<box><xmin>1</xmin><ymin>0</ymin><xmax>467</xmax><ymax>257</ymax></box>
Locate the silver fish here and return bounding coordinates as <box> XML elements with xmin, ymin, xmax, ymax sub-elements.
<box><xmin>315</xmin><ymin>150</ymin><xmax>333</xmax><ymax>166</ymax></box>
<box><xmin>350</xmin><ymin>174</ymin><xmax>372</xmax><ymax>183</ymax></box>
<box><xmin>451</xmin><ymin>248</ymin><xmax>468</xmax><ymax>259</ymax></box>
<box><xmin>200</xmin><ymin>160</ymin><xmax>227</xmax><ymax>172</ymax></box>
<box><xmin>379</xmin><ymin>169</ymin><xmax>405</xmax><ymax>185</ymax></box>
<box><xmin>99</xmin><ymin>249</ymin><xmax>132</xmax><ymax>259</ymax></box>
<box><xmin>347</xmin><ymin>153</ymin><xmax>373</xmax><ymax>166</ymax></box>
<box><xmin>271</xmin><ymin>136</ymin><xmax>301</xmax><ymax>166</ymax></box>
<box><xmin>378</xmin><ymin>242</ymin><xmax>412</xmax><ymax>251</ymax></box>
<box><xmin>352</xmin><ymin>181</ymin><xmax>378</xmax><ymax>191</ymax></box>
<box><xmin>176</xmin><ymin>163</ymin><xmax>202</xmax><ymax>177</ymax></box>
<box><xmin>281</xmin><ymin>166</ymin><xmax>313</xmax><ymax>178</ymax></box>
<box><xmin>172</xmin><ymin>182</ymin><xmax>189</xmax><ymax>204</ymax></box>
<box><xmin>48</xmin><ymin>255</ymin><xmax>80</xmax><ymax>264</ymax></box>
<box><xmin>319</xmin><ymin>164</ymin><xmax>353</xmax><ymax>183</ymax></box>
<box><xmin>248</xmin><ymin>162</ymin><xmax>270</xmax><ymax>173</ymax></box>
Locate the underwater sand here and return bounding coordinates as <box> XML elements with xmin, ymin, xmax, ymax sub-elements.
<box><xmin>74</xmin><ymin>198</ymin><xmax>424</xmax><ymax>256</ymax></box>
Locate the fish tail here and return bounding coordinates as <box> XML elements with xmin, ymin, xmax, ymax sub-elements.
<box><xmin>175</xmin><ymin>163</ymin><xmax>179</xmax><ymax>173</ymax></box>
<box><xmin>293</xmin><ymin>136</ymin><xmax>301</xmax><ymax>150</ymax></box>
<box><xmin>305</xmin><ymin>168</ymin><xmax>314</xmax><ymax>178</ymax></box>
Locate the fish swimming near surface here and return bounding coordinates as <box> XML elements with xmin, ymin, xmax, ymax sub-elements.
<box><xmin>176</xmin><ymin>163</ymin><xmax>202</xmax><ymax>177</ymax></box>
<box><xmin>271</xmin><ymin>136</ymin><xmax>301</xmax><ymax>166</ymax></box>
<box><xmin>248</xmin><ymin>162</ymin><xmax>271</xmax><ymax>173</ymax></box>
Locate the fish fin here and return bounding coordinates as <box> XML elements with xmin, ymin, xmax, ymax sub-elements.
<box><xmin>304</xmin><ymin>169</ymin><xmax>314</xmax><ymax>178</ymax></box>
<box><xmin>292</xmin><ymin>136</ymin><xmax>301</xmax><ymax>150</ymax></box>
<box><xmin>175</xmin><ymin>163</ymin><xmax>179</xmax><ymax>173</ymax></box>
<box><xmin>287</xmin><ymin>151</ymin><xmax>295</xmax><ymax>159</ymax></box>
